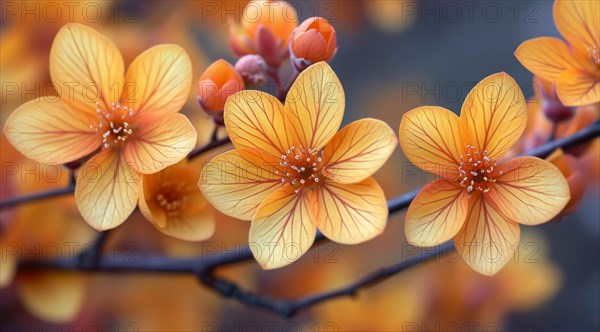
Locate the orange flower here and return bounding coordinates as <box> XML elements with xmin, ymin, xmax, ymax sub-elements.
<box><xmin>200</xmin><ymin>62</ymin><xmax>397</xmax><ymax>269</ymax></box>
<box><xmin>228</xmin><ymin>0</ymin><xmax>298</xmax><ymax>67</ymax></box>
<box><xmin>3</xmin><ymin>23</ymin><xmax>197</xmax><ymax>230</ymax></box>
<box><xmin>290</xmin><ymin>17</ymin><xmax>338</xmax><ymax>71</ymax></box>
<box><xmin>198</xmin><ymin>59</ymin><xmax>245</xmax><ymax>118</ymax></box>
<box><xmin>545</xmin><ymin>149</ymin><xmax>586</xmax><ymax>214</ymax></box>
<box><xmin>514</xmin><ymin>0</ymin><xmax>599</xmax><ymax>106</ymax></box>
<box><xmin>399</xmin><ymin>72</ymin><xmax>570</xmax><ymax>276</ymax></box>
<box><xmin>139</xmin><ymin>161</ymin><xmax>215</xmax><ymax>241</ymax></box>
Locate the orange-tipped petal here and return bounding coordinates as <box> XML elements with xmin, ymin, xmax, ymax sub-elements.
<box><xmin>315</xmin><ymin>177</ymin><xmax>387</xmax><ymax>244</ymax></box>
<box><xmin>460</xmin><ymin>72</ymin><xmax>527</xmax><ymax>160</ymax></box>
<box><xmin>556</xmin><ymin>68</ymin><xmax>600</xmax><ymax>106</ymax></box>
<box><xmin>122</xmin><ymin>44</ymin><xmax>192</xmax><ymax>119</ymax></box>
<box><xmin>50</xmin><ymin>23</ymin><xmax>123</xmax><ymax>116</ymax></box>
<box><xmin>286</xmin><ymin>62</ymin><xmax>345</xmax><ymax>150</ymax></box>
<box><xmin>4</xmin><ymin>99</ymin><xmax>100</xmax><ymax>164</ymax></box>
<box><xmin>399</xmin><ymin>106</ymin><xmax>464</xmax><ymax>179</ymax></box>
<box><xmin>224</xmin><ymin>90</ymin><xmax>292</xmax><ymax>157</ymax></box>
<box><xmin>554</xmin><ymin>0</ymin><xmax>599</xmax><ymax>54</ymax></box>
<box><xmin>514</xmin><ymin>37</ymin><xmax>583</xmax><ymax>83</ymax></box>
<box><xmin>405</xmin><ymin>179</ymin><xmax>469</xmax><ymax>247</ymax></box>
<box><xmin>124</xmin><ymin>113</ymin><xmax>197</xmax><ymax>174</ymax></box>
<box><xmin>322</xmin><ymin>119</ymin><xmax>397</xmax><ymax>183</ymax></box>
<box><xmin>454</xmin><ymin>193</ymin><xmax>521</xmax><ymax>276</ymax></box>
<box><xmin>249</xmin><ymin>185</ymin><xmax>317</xmax><ymax>269</ymax></box>
<box><xmin>489</xmin><ymin>156</ymin><xmax>570</xmax><ymax>225</ymax></box>
<box><xmin>75</xmin><ymin>150</ymin><xmax>140</xmax><ymax>230</ymax></box>
<box><xmin>199</xmin><ymin>149</ymin><xmax>284</xmax><ymax>220</ymax></box>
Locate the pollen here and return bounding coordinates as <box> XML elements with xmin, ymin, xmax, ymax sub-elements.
<box><xmin>589</xmin><ymin>46</ymin><xmax>600</xmax><ymax>65</ymax></box>
<box><xmin>155</xmin><ymin>180</ymin><xmax>190</xmax><ymax>217</ymax></box>
<box><xmin>90</xmin><ymin>101</ymin><xmax>136</xmax><ymax>149</ymax></box>
<box><xmin>279</xmin><ymin>144</ymin><xmax>323</xmax><ymax>193</ymax></box>
<box><xmin>458</xmin><ymin>145</ymin><xmax>502</xmax><ymax>194</ymax></box>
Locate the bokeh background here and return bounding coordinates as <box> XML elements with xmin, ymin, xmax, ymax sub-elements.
<box><xmin>1</xmin><ymin>0</ymin><xmax>598</xmax><ymax>331</ymax></box>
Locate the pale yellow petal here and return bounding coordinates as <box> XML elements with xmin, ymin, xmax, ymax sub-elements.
<box><xmin>124</xmin><ymin>113</ymin><xmax>197</xmax><ymax>174</ymax></box>
<box><xmin>557</xmin><ymin>68</ymin><xmax>600</xmax><ymax>106</ymax></box>
<box><xmin>322</xmin><ymin>119</ymin><xmax>397</xmax><ymax>183</ymax></box>
<box><xmin>285</xmin><ymin>62</ymin><xmax>344</xmax><ymax>150</ymax></box>
<box><xmin>250</xmin><ymin>185</ymin><xmax>317</xmax><ymax>269</ymax></box>
<box><xmin>4</xmin><ymin>99</ymin><xmax>100</xmax><ymax>164</ymax></box>
<box><xmin>454</xmin><ymin>193</ymin><xmax>521</xmax><ymax>276</ymax></box>
<box><xmin>0</xmin><ymin>248</ymin><xmax>16</xmax><ymax>288</ymax></box>
<box><xmin>315</xmin><ymin>177</ymin><xmax>387</xmax><ymax>244</ymax></box>
<box><xmin>122</xmin><ymin>44</ymin><xmax>192</xmax><ymax>119</ymax></box>
<box><xmin>75</xmin><ymin>149</ymin><xmax>140</xmax><ymax>230</ymax></box>
<box><xmin>554</xmin><ymin>0</ymin><xmax>599</xmax><ymax>54</ymax></box>
<box><xmin>50</xmin><ymin>23</ymin><xmax>123</xmax><ymax>116</ymax></box>
<box><xmin>199</xmin><ymin>149</ymin><xmax>284</xmax><ymax>220</ymax></box>
<box><xmin>460</xmin><ymin>72</ymin><xmax>527</xmax><ymax>160</ymax></box>
<box><xmin>224</xmin><ymin>90</ymin><xmax>292</xmax><ymax>156</ymax></box>
<box><xmin>405</xmin><ymin>179</ymin><xmax>469</xmax><ymax>247</ymax></box>
<box><xmin>514</xmin><ymin>37</ymin><xmax>584</xmax><ymax>82</ymax></box>
<box><xmin>399</xmin><ymin>106</ymin><xmax>464</xmax><ymax>179</ymax></box>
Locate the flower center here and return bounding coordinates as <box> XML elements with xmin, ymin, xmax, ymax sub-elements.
<box><xmin>457</xmin><ymin>145</ymin><xmax>502</xmax><ymax>194</ymax></box>
<box><xmin>589</xmin><ymin>46</ymin><xmax>600</xmax><ymax>65</ymax></box>
<box><xmin>277</xmin><ymin>145</ymin><xmax>323</xmax><ymax>193</ymax></box>
<box><xmin>90</xmin><ymin>101</ymin><xmax>136</xmax><ymax>149</ymax></box>
<box><xmin>155</xmin><ymin>180</ymin><xmax>190</xmax><ymax>217</ymax></box>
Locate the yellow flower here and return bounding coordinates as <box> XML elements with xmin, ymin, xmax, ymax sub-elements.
<box><xmin>399</xmin><ymin>72</ymin><xmax>571</xmax><ymax>276</ymax></box>
<box><xmin>514</xmin><ymin>0</ymin><xmax>599</xmax><ymax>106</ymax></box>
<box><xmin>200</xmin><ymin>62</ymin><xmax>397</xmax><ymax>269</ymax></box>
<box><xmin>139</xmin><ymin>161</ymin><xmax>215</xmax><ymax>241</ymax></box>
<box><xmin>3</xmin><ymin>23</ymin><xmax>197</xmax><ymax>230</ymax></box>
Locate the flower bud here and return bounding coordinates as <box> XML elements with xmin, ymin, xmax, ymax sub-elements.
<box><xmin>198</xmin><ymin>59</ymin><xmax>244</xmax><ymax>122</ymax></box>
<box><xmin>235</xmin><ymin>55</ymin><xmax>268</xmax><ymax>87</ymax></box>
<box><xmin>228</xmin><ymin>0</ymin><xmax>298</xmax><ymax>68</ymax></box>
<box><xmin>290</xmin><ymin>17</ymin><xmax>337</xmax><ymax>71</ymax></box>
<box><xmin>536</xmin><ymin>76</ymin><xmax>575</xmax><ymax>123</ymax></box>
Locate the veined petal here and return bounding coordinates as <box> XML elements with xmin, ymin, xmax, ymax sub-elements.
<box><xmin>75</xmin><ymin>149</ymin><xmax>140</xmax><ymax>230</ymax></box>
<box><xmin>399</xmin><ymin>106</ymin><xmax>463</xmax><ymax>179</ymax></box>
<box><xmin>554</xmin><ymin>0</ymin><xmax>599</xmax><ymax>54</ymax></box>
<box><xmin>557</xmin><ymin>68</ymin><xmax>600</xmax><ymax>106</ymax></box>
<box><xmin>199</xmin><ymin>149</ymin><xmax>284</xmax><ymax>220</ymax></box>
<box><xmin>460</xmin><ymin>72</ymin><xmax>527</xmax><ymax>160</ymax></box>
<box><xmin>50</xmin><ymin>23</ymin><xmax>123</xmax><ymax>116</ymax></box>
<box><xmin>514</xmin><ymin>37</ymin><xmax>584</xmax><ymax>82</ymax></box>
<box><xmin>4</xmin><ymin>99</ymin><xmax>100</xmax><ymax>164</ymax></box>
<box><xmin>322</xmin><ymin>119</ymin><xmax>397</xmax><ymax>183</ymax></box>
<box><xmin>488</xmin><ymin>156</ymin><xmax>570</xmax><ymax>226</ymax></box>
<box><xmin>124</xmin><ymin>113</ymin><xmax>197</xmax><ymax>174</ymax></box>
<box><xmin>249</xmin><ymin>186</ymin><xmax>317</xmax><ymax>269</ymax></box>
<box><xmin>454</xmin><ymin>193</ymin><xmax>521</xmax><ymax>276</ymax></box>
<box><xmin>315</xmin><ymin>177</ymin><xmax>387</xmax><ymax>244</ymax></box>
<box><xmin>285</xmin><ymin>62</ymin><xmax>344</xmax><ymax>150</ymax></box>
<box><xmin>122</xmin><ymin>44</ymin><xmax>192</xmax><ymax>119</ymax></box>
<box><xmin>405</xmin><ymin>179</ymin><xmax>469</xmax><ymax>247</ymax></box>
<box><xmin>224</xmin><ymin>90</ymin><xmax>292</xmax><ymax>157</ymax></box>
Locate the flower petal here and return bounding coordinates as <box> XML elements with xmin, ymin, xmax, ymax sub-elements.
<box><xmin>557</xmin><ymin>68</ymin><xmax>600</xmax><ymax>106</ymax></box>
<box><xmin>50</xmin><ymin>23</ymin><xmax>123</xmax><ymax>116</ymax></box>
<box><xmin>554</xmin><ymin>0</ymin><xmax>599</xmax><ymax>54</ymax></box>
<box><xmin>224</xmin><ymin>90</ymin><xmax>292</xmax><ymax>157</ymax></box>
<box><xmin>75</xmin><ymin>150</ymin><xmax>140</xmax><ymax>230</ymax></box>
<box><xmin>4</xmin><ymin>99</ymin><xmax>100</xmax><ymax>164</ymax></box>
<box><xmin>315</xmin><ymin>177</ymin><xmax>388</xmax><ymax>244</ymax></box>
<box><xmin>460</xmin><ymin>72</ymin><xmax>527</xmax><ymax>160</ymax></box>
<box><xmin>399</xmin><ymin>106</ymin><xmax>464</xmax><ymax>179</ymax></box>
<box><xmin>124</xmin><ymin>113</ymin><xmax>196</xmax><ymax>174</ymax></box>
<box><xmin>488</xmin><ymin>156</ymin><xmax>570</xmax><ymax>226</ymax></box>
<box><xmin>250</xmin><ymin>185</ymin><xmax>317</xmax><ymax>269</ymax></box>
<box><xmin>0</xmin><ymin>247</ymin><xmax>16</xmax><ymax>288</ymax></box>
<box><xmin>285</xmin><ymin>62</ymin><xmax>344</xmax><ymax>150</ymax></box>
<box><xmin>122</xmin><ymin>44</ymin><xmax>192</xmax><ymax>119</ymax></box>
<box><xmin>199</xmin><ymin>148</ymin><xmax>284</xmax><ymax>220</ymax></box>
<box><xmin>514</xmin><ymin>37</ymin><xmax>583</xmax><ymax>82</ymax></box>
<box><xmin>322</xmin><ymin>119</ymin><xmax>397</xmax><ymax>183</ymax></box>
<box><xmin>454</xmin><ymin>193</ymin><xmax>521</xmax><ymax>276</ymax></box>
<box><xmin>405</xmin><ymin>179</ymin><xmax>469</xmax><ymax>247</ymax></box>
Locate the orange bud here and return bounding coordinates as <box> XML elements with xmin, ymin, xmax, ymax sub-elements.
<box><xmin>290</xmin><ymin>17</ymin><xmax>337</xmax><ymax>71</ymax></box>
<box><xmin>546</xmin><ymin>149</ymin><xmax>587</xmax><ymax>214</ymax></box>
<box><xmin>198</xmin><ymin>59</ymin><xmax>245</xmax><ymax>120</ymax></box>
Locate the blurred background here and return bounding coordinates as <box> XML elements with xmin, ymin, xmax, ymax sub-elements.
<box><xmin>1</xmin><ymin>0</ymin><xmax>598</xmax><ymax>331</ymax></box>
